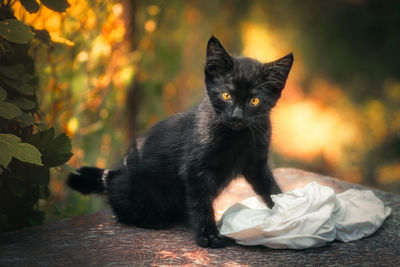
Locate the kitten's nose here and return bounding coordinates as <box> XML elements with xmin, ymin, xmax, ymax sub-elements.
<box><xmin>231</xmin><ymin>106</ymin><xmax>244</xmax><ymax>120</ymax></box>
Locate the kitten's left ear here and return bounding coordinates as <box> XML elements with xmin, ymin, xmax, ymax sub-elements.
<box><xmin>263</xmin><ymin>53</ymin><xmax>294</xmax><ymax>93</ymax></box>
<box><xmin>205</xmin><ymin>36</ymin><xmax>233</xmax><ymax>76</ymax></box>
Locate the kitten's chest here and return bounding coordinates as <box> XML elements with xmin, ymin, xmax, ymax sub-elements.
<box><xmin>206</xmin><ymin>129</ymin><xmax>263</xmax><ymax>174</ymax></box>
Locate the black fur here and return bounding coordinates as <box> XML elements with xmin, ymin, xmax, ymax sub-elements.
<box><xmin>67</xmin><ymin>36</ymin><xmax>293</xmax><ymax>248</ymax></box>
<box><xmin>67</xmin><ymin>167</ymin><xmax>105</xmax><ymax>194</ymax></box>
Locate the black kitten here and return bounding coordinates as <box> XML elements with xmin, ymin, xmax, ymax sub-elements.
<box><xmin>67</xmin><ymin>36</ymin><xmax>293</xmax><ymax>248</ymax></box>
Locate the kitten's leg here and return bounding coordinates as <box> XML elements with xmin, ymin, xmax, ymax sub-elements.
<box><xmin>185</xmin><ymin>172</ymin><xmax>234</xmax><ymax>248</ymax></box>
<box><xmin>243</xmin><ymin>160</ymin><xmax>281</xmax><ymax>208</ymax></box>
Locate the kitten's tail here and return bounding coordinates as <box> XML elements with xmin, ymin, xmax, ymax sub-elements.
<box><xmin>67</xmin><ymin>166</ymin><xmax>107</xmax><ymax>194</ymax></box>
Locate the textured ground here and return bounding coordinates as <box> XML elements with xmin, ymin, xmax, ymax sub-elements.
<box><xmin>1</xmin><ymin>168</ymin><xmax>399</xmax><ymax>266</ymax></box>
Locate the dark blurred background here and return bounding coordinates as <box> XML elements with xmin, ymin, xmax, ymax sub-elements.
<box><xmin>11</xmin><ymin>0</ymin><xmax>400</xmax><ymax>221</ymax></box>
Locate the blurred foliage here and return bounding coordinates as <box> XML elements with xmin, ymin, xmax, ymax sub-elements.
<box><xmin>2</xmin><ymin>0</ymin><xmax>399</xmax><ymax>229</ymax></box>
<box><xmin>0</xmin><ymin>0</ymin><xmax>73</xmax><ymax>232</ymax></box>
<box><xmin>9</xmin><ymin>0</ymin><xmax>133</xmax><ymax>224</ymax></box>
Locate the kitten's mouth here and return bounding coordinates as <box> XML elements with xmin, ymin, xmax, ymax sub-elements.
<box><xmin>230</xmin><ymin>125</ymin><xmax>247</xmax><ymax>131</ymax></box>
<box><xmin>225</xmin><ymin>121</ymin><xmax>249</xmax><ymax>131</ymax></box>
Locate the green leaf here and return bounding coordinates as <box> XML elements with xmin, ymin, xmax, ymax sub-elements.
<box><xmin>14</xmin><ymin>142</ymin><xmax>43</xmax><ymax>165</ymax></box>
<box><xmin>26</xmin><ymin>127</ymin><xmax>55</xmax><ymax>151</ymax></box>
<box><xmin>0</xmin><ymin>101</ymin><xmax>22</xmax><ymax>119</ymax></box>
<box><xmin>0</xmin><ymin>142</ymin><xmax>12</xmax><ymax>168</ymax></box>
<box><xmin>32</xmin><ymin>29</ymin><xmax>52</xmax><ymax>45</ymax></box>
<box><xmin>20</xmin><ymin>0</ymin><xmax>40</xmax><ymax>13</ymax></box>
<box><xmin>17</xmin><ymin>83</ymin><xmax>35</xmax><ymax>95</ymax></box>
<box><xmin>12</xmin><ymin>64</ymin><xmax>25</xmax><ymax>74</ymax></box>
<box><xmin>42</xmin><ymin>133</ymin><xmax>73</xmax><ymax>167</ymax></box>
<box><xmin>41</xmin><ymin>0</ymin><xmax>70</xmax><ymax>12</ymax></box>
<box><xmin>22</xmin><ymin>73</ymin><xmax>35</xmax><ymax>82</ymax></box>
<box><xmin>11</xmin><ymin>97</ymin><xmax>36</xmax><ymax>110</ymax></box>
<box><xmin>0</xmin><ymin>19</ymin><xmax>34</xmax><ymax>44</ymax></box>
<box><xmin>15</xmin><ymin>112</ymin><xmax>36</xmax><ymax>127</ymax></box>
<box><xmin>0</xmin><ymin>76</ymin><xmax>21</xmax><ymax>88</ymax></box>
<box><xmin>0</xmin><ymin>134</ymin><xmax>42</xmax><ymax>168</ymax></box>
<box><xmin>0</xmin><ymin>86</ymin><xmax>6</xmax><ymax>101</ymax></box>
<box><xmin>0</xmin><ymin>65</ymin><xmax>19</xmax><ymax>79</ymax></box>
<box><xmin>25</xmin><ymin>128</ymin><xmax>73</xmax><ymax>167</ymax></box>
<box><xmin>0</xmin><ymin>77</ymin><xmax>34</xmax><ymax>95</ymax></box>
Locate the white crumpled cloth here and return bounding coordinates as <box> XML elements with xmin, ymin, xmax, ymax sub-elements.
<box><xmin>218</xmin><ymin>182</ymin><xmax>391</xmax><ymax>249</ymax></box>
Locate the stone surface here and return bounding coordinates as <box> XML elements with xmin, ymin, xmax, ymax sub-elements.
<box><xmin>1</xmin><ymin>168</ymin><xmax>399</xmax><ymax>266</ymax></box>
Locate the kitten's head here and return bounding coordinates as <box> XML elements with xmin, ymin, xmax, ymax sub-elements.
<box><xmin>204</xmin><ymin>36</ymin><xmax>293</xmax><ymax>130</ymax></box>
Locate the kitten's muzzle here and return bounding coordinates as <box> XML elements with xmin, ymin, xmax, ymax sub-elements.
<box><xmin>227</xmin><ymin>106</ymin><xmax>248</xmax><ymax>130</ymax></box>
<box><xmin>225</xmin><ymin>117</ymin><xmax>249</xmax><ymax>131</ymax></box>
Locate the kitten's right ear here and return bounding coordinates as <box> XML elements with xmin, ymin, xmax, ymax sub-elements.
<box><xmin>205</xmin><ymin>36</ymin><xmax>233</xmax><ymax>76</ymax></box>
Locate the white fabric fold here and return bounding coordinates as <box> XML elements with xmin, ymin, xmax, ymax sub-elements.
<box><xmin>218</xmin><ymin>182</ymin><xmax>391</xmax><ymax>249</ymax></box>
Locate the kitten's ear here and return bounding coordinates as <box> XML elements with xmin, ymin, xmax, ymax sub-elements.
<box><xmin>205</xmin><ymin>36</ymin><xmax>233</xmax><ymax>76</ymax></box>
<box><xmin>263</xmin><ymin>53</ymin><xmax>294</xmax><ymax>93</ymax></box>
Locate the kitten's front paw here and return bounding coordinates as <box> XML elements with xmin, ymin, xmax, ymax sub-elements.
<box><xmin>263</xmin><ymin>194</ymin><xmax>275</xmax><ymax>208</ymax></box>
<box><xmin>196</xmin><ymin>232</ymin><xmax>234</xmax><ymax>248</ymax></box>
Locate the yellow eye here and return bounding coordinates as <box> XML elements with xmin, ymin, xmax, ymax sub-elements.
<box><xmin>250</xmin><ymin>97</ymin><xmax>260</xmax><ymax>106</ymax></box>
<box><xmin>222</xmin><ymin>92</ymin><xmax>231</xmax><ymax>101</ymax></box>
